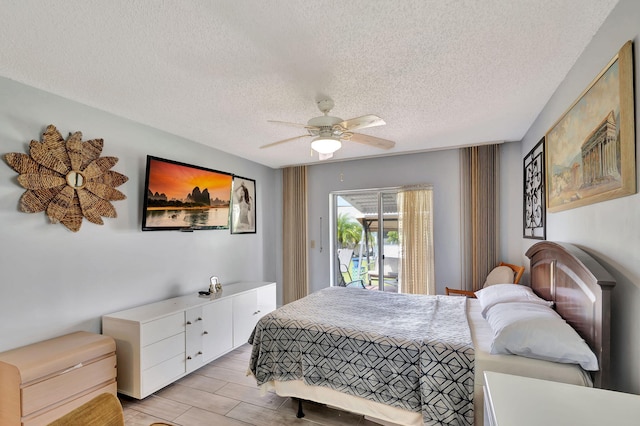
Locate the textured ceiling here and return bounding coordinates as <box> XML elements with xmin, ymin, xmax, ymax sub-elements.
<box><xmin>0</xmin><ymin>1</ymin><xmax>619</xmax><ymax>168</ymax></box>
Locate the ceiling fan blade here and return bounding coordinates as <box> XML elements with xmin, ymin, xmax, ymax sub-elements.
<box><xmin>267</xmin><ymin>120</ymin><xmax>318</xmax><ymax>130</ymax></box>
<box><xmin>349</xmin><ymin>133</ymin><xmax>395</xmax><ymax>150</ymax></box>
<box><xmin>339</xmin><ymin>115</ymin><xmax>385</xmax><ymax>131</ymax></box>
<box><xmin>260</xmin><ymin>134</ymin><xmax>310</xmax><ymax>149</ymax></box>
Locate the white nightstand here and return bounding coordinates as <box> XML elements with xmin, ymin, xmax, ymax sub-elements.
<box><xmin>483</xmin><ymin>371</ymin><xmax>640</xmax><ymax>426</ymax></box>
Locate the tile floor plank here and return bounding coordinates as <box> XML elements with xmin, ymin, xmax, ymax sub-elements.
<box><xmin>199</xmin><ymin>364</ymin><xmax>259</xmax><ymax>387</ymax></box>
<box><xmin>176</xmin><ymin>373</ymin><xmax>227</xmax><ymax>393</ymax></box>
<box><xmin>215</xmin><ymin>382</ymin><xmax>287</xmax><ymax>409</ymax></box>
<box><xmin>278</xmin><ymin>399</ymin><xmax>366</xmax><ymax>426</ymax></box>
<box><xmin>120</xmin><ymin>394</ymin><xmax>190</xmax><ymax>422</ymax></box>
<box><xmin>173</xmin><ymin>406</ymin><xmax>253</xmax><ymax>426</ymax></box>
<box><xmin>122</xmin><ymin>406</ymin><xmax>178</xmax><ymax>426</ymax></box>
<box><xmin>225</xmin><ymin>401</ymin><xmax>310</xmax><ymax>426</ymax></box>
<box><xmin>156</xmin><ymin>383</ymin><xmax>240</xmax><ymax>415</ymax></box>
<box><xmin>209</xmin><ymin>354</ymin><xmax>252</xmax><ymax>372</ymax></box>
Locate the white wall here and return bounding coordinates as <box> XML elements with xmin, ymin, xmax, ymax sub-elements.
<box><xmin>0</xmin><ymin>77</ymin><xmax>281</xmax><ymax>352</ymax></box>
<box><xmin>307</xmin><ymin>151</ymin><xmax>461</xmax><ymax>295</ymax></box>
<box><xmin>499</xmin><ymin>141</ymin><xmax>524</xmax><ymax>263</ymax></box>
<box><xmin>306</xmin><ymin>145</ymin><xmax>522</xmax><ymax>295</ymax></box>
<box><xmin>308</xmin><ymin>142</ymin><xmax>522</xmax><ymax>294</ymax></box>
<box><xmin>518</xmin><ymin>0</ymin><xmax>640</xmax><ymax>393</ymax></box>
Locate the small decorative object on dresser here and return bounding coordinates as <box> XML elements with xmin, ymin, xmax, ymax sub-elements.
<box><xmin>210</xmin><ymin>276</ymin><xmax>223</xmax><ymax>293</ymax></box>
<box><xmin>4</xmin><ymin>125</ymin><xmax>128</xmax><ymax>232</ymax></box>
<box><xmin>210</xmin><ymin>276</ymin><xmax>219</xmax><ymax>293</ymax></box>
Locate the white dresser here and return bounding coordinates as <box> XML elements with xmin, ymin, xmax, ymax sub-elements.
<box><xmin>102</xmin><ymin>281</ymin><xmax>276</xmax><ymax>399</ymax></box>
<box><xmin>484</xmin><ymin>371</ymin><xmax>640</xmax><ymax>426</ymax></box>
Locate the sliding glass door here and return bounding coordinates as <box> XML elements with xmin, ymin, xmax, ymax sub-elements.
<box><xmin>332</xmin><ymin>189</ymin><xmax>399</xmax><ymax>292</ymax></box>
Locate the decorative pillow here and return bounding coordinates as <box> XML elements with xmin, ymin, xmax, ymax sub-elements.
<box><xmin>485</xmin><ymin>302</ymin><xmax>599</xmax><ymax>371</ymax></box>
<box><xmin>483</xmin><ymin>266</ymin><xmax>515</xmax><ymax>287</ymax></box>
<box><xmin>475</xmin><ymin>283</ymin><xmax>553</xmax><ymax>317</ymax></box>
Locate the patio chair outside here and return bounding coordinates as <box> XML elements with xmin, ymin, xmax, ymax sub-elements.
<box><xmin>337</xmin><ymin>249</ymin><xmax>365</xmax><ymax>288</ymax></box>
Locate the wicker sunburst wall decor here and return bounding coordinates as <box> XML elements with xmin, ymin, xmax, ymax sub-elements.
<box><xmin>5</xmin><ymin>124</ymin><xmax>128</xmax><ymax>232</ymax></box>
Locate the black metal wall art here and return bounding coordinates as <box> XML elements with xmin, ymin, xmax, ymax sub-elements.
<box><xmin>523</xmin><ymin>137</ymin><xmax>546</xmax><ymax>239</ymax></box>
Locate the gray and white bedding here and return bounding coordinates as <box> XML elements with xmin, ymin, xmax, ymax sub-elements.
<box><xmin>248</xmin><ymin>287</ymin><xmax>475</xmax><ymax>425</ymax></box>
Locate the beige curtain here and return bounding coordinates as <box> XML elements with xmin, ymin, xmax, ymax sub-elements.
<box><xmin>397</xmin><ymin>185</ymin><xmax>434</xmax><ymax>295</ymax></box>
<box><xmin>282</xmin><ymin>166</ymin><xmax>309</xmax><ymax>304</ymax></box>
<box><xmin>460</xmin><ymin>145</ymin><xmax>500</xmax><ymax>291</ymax></box>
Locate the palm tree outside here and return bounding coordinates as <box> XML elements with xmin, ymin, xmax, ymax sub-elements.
<box><xmin>336</xmin><ymin>213</ymin><xmax>365</xmax><ymax>282</ymax></box>
<box><xmin>336</xmin><ymin>213</ymin><xmax>362</xmax><ymax>249</ymax></box>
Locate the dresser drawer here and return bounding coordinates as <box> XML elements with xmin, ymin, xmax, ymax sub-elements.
<box><xmin>142</xmin><ymin>312</ymin><xmax>184</xmax><ymax>346</ymax></box>
<box><xmin>141</xmin><ymin>353</ymin><xmax>185</xmax><ymax>397</ymax></box>
<box><xmin>141</xmin><ymin>332</ymin><xmax>185</xmax><ymax>370</ymax></box>
<box><xmin>21</xmin><ymin>354</ymin><xmax>116</xmax><ymax>416</ymax></box>
<box><xmin>22</xmin><ymin>381</ymin><xmax>117</xmax><ymax>426</ymax></box>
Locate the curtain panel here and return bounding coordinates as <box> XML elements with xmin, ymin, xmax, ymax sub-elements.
<box><xmin>460</xmin><ymin>145</ymin><xmax>500</xmax><ymax>291</ymax></box>
<box><xmin>398</xmin><ymin>185</ymin><xmax>434</xmax><ymax>295</ymax></box>
<box><xmin>282</xmin><ymin>166</ymin><xmax>309</xmax><ymax>304</ymax></box>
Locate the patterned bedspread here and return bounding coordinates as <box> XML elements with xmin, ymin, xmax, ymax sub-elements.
<box><xmin>248</xmin><ymin>287</ymin><xmax>474</xmax><ymax>425</ymax></box>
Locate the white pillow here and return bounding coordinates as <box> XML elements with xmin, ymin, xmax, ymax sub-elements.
<box><xmin>485</xmin><ymin>302</ymin><xmax>599</xmax><ymax>371</ymax></box>
<box><xmin>475</xmin><ymin>283</ymin><xmax>553</xmax><ymax>317</ymax></box>
<box><xmin>483</xmin><ymin>266</ymin><xmax>515</xmax><ymax>287</ymax></box>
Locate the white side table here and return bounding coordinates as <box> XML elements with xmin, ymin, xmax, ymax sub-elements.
<box><xmin>484</xmin><ymin>371</ymin><xmax>640</xmax><ymax>426</ymax></box>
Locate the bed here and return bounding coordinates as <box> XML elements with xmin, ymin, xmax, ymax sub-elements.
<box><xmin>248</xmin><ymin>241</ymin><xmax>615</xmax><ymax>425</ymax></box>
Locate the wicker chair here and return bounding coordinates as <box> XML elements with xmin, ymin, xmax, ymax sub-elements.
<box><xmin>47</xmin><ymin>393</ymin><xmax>124</xmax><ymax>426</ymax></box>
<box><xmin>47</xmin><ymin>393</ymin><xmax>171</xmax><ymax>426</ymax></box>
<box><xmin>445</xmin><ymin>262</ymin><xmax>525</xmax><ymax>298</ymax></box>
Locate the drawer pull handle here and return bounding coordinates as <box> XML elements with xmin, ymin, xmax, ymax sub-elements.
<box><xmin>253</xmin><ymin>310</ymin><xmax>261</xmax><ymax>315</ymax></box>
<box><xmin>197</xmin><ymin>317</ymin><xmax>202</xmax><ymax>321</ymax></box>
<box><xmin>187</xmin><ymin>356</ymin><xmax>192</xmax><ymax>360</ymax></box>
<box><xmin>60</xmin><ymin>362</ymin><xmax>83</xmax><ymax>375</ymax></box>
<box><xmin>186</xmin><ymin>321</ymin><xmax>192</xmax><ymax>325</ymax></box>
<box><xmin>203</xmin><ymin>331</ymin><xmax>209</xmax><ymax>335</ymax></box>
<box><xmin>197</xmin><ymin>351</ymin><xmax>203</xmax><ymax>355</ymax></box>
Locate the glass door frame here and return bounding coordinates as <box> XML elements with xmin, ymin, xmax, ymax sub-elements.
<box><xmin>330</xmin><ymin>187</ymin><xmax>401</xmax><ymax>291</ymax></box>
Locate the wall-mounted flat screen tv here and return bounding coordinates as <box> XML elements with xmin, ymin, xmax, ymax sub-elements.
<box><xmin>142</xmin><ymin>156</ymin><xmax>233</xmax><ymax>231</ymax></box>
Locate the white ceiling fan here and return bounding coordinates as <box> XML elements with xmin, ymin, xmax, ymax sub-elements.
<box><xmin>261</xmin><ymin>98</ymin><xmax>395</xmax><ymax>160</ymax></box>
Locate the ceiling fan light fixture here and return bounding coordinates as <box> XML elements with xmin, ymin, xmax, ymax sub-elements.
<box><xmin>262</xmin><ymin>98</ymin><xmax>394</xmax><ymax>156</ymax></box>
<box><xmin>311</xmin><ymin>136</ymin><xmax>342</xmax><ymax>154</ymax></box>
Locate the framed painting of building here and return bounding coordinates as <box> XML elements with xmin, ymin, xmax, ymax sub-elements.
<box><xmin>545</xmin><ymin>41</ymin><xmax>636</xmax><ymax>213</ymax></box>
<box><xmin>523</xmin><ymin>137</ymin><xmax>546</xmax><ymax>239</ymax></box>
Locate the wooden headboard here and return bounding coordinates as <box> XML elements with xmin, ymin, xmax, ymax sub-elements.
<box><xmin>525</xmin><ymin>241</ymin><xmax>615</xmax><ymax>389</ymax></box>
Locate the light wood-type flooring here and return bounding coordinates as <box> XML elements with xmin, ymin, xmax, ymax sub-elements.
<box><xmin>120</xmin><ymin>344</ymin><xmax>383</xmax><ymax>426</ymax></box>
